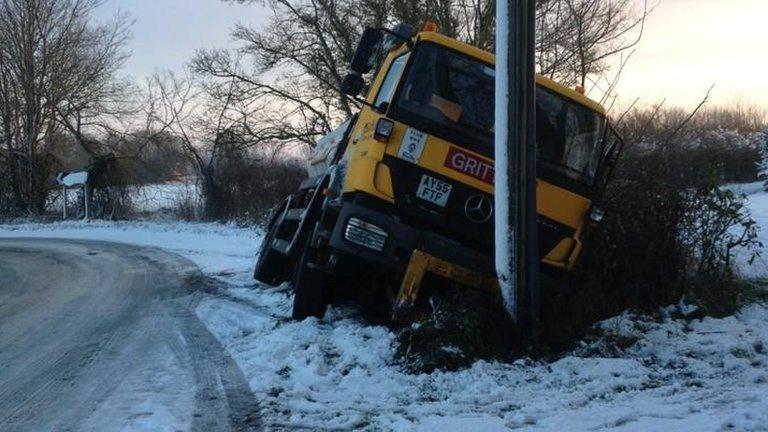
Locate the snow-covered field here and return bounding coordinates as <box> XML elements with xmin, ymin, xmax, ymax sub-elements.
<box><xmin>47</xmin><ymin>182</ymin><xmax>200</xmax><ymax>216</ymax></box>
<box><xmin>728</xmin><ymin>182</ymin><xmax>768</xmax><ymax>279</ymax></box>
<box><xmin>130</xmin><ymin>182</ymin><xmax>200</xmax><ymax>214</ymax></box>
<box><xmin>1</xmin><ymin>185</ymin><xmax>767</xmax><ymax>431</ymax></box>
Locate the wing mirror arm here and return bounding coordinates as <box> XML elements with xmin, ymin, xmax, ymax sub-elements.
<box><xmin>352</xmin><ymin>95</ymin><xmax>385</xmax><ymax>113</ymax></box>
<box><xmin>339</xmin><ymin>72</ymin><xmax>387</xmax><ymax>113</ymax></box>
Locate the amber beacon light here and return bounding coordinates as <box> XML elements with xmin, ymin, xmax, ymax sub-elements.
<box><xmin>422</xmin><ymin>21</ymin><xmax>438</xmax><ymax>32</ymax></box>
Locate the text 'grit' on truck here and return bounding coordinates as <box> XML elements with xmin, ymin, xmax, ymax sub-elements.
<box><xmin>253</xmin><ymin>22</ymin><xmax>624</xmax><ymax>321</ymax></box>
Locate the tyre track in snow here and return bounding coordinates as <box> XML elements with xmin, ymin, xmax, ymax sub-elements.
<box><xmin>0</xmin><ymin>238</ymin><xmax>260</xmax><ymax>432</ymax></box>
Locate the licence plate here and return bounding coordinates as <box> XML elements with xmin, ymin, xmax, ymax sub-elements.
<box><xmin>416</xmin><ymin>175</ymin><xmax>452</xmax><ymax>207</ymax></box>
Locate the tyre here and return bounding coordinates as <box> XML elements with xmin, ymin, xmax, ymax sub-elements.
<box><xmin>253</xmin><ymin>210</ymin><xmax>293</xmax><ymax>285</ymax></box>
<box><xmin>291</xmin><ymin>234</ymin><xmax>329</xmax><ymax>320</ymax></box>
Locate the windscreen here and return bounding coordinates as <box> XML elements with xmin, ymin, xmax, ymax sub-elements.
<box><xmin>390</xmin><ymin>42</ymin><xmax>495</xmax><ymax>155</ymax></box>
<box><xmin>389</xmin><ymin>41</ymin><xmax>607</xmax><ymax>187</ymax></box>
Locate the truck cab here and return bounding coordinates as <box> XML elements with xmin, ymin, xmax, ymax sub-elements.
<box><xmin>254</xmin><ymin>25</ymin><xmax>623</xmax><ymax>321</ymax></box>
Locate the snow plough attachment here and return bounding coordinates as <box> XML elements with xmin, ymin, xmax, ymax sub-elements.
<box><xmin>254</xmin><ymin>23</ymin><xmax>624</xmax><ymax>322</ymax></box>
<box><xmin>391</xmin><ymin>250</ymin><xmax>499</xmax><ymax>323</ymax></box>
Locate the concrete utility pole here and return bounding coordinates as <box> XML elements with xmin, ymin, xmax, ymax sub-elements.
<box><xmin>494</xmin><ymin>0</ymin><xmax>539</xmax><ymax>337</ymax></box>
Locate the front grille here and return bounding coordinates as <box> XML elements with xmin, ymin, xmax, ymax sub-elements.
<box><xmin>344</xmin><ymin>217</ymin><xmax>388</xmax><ymax>251</ymax></box>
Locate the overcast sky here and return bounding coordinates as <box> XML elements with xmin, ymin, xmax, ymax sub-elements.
<box><xmin>96</xmin><ymin>0</ymin><xmax>768</xmax><ymax>110</ymax></box>
<box><xmin>618</xmin><ymin>0</ymin><xmax>768</xmax><ymax>110</ymax></box>
<box><xmin>93</xmin><ymin>0</ymin><xmax>265</xmax><ymax>80</ymax></box>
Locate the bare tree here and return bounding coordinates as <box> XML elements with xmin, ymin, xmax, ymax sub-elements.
<box><xmin>145</xmin><ymin>72</ymin><xmax>242</xmax><ymax>219</ymax></box>
<box><xmin>144</xmin><ymin>70</ymin><xmax>309</xmax><ymax>221</ymax></box>
<box><xmin>536</xmin><ymin>0</ymin><xmax>649</xmax><ymax>89</ymax></box>
<box><xmin>198</xmin><ymin>0</ymin><xmax>398</xmax><ymax>149</ymax></box>
<box><xmin>0</xmin><ymin>0</ymin><xmax>131</xmax><ymax>215</ymax></box>
<box><xmin>202</xmin><ymin>0</ymin><xmax>645</xmax><ymax>157</ymax></box>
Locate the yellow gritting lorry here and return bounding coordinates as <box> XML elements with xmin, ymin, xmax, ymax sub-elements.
<box><xmin>253</xmin><ymin>23</ymin><xmax>623</xmax><ymax>321</ymax></box>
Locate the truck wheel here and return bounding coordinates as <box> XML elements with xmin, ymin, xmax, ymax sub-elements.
<box><xmin>291</xmin><ymin>236</ymin><xmax>328</xmax><ymax>320</ymax></box>
<box><xmin>254</xmin><ymin>214</ymin><xmax>293</xmax><ymax>285</ymax></box>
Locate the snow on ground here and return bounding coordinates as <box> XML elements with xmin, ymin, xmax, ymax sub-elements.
<box><xmin>196</xmin><ymin>291</ymin><xmax>768</xmax><ymax>431</ymax></box>
<box><xmin>0</xmin><ymin>220</ymin><xmax>259</xmax><ymax>276</ymax></box>
<box><xmin>130</xmin><ymin>182</ymin><xmax>200</xmax><ymax>214</ymax></box>
<box><xmin>728</xmin><ymin>182</ymin><xmax>768</xmax><ymax>279</ymax></box>
<box><xmin>47</xmin><ymin>182</ymin><xmax>200</xmax><ymax>215</ymax></box>
<box><xmin>2</xmin><ymin>187</ymin><xmax>768</xmax><ymax>431</ymax></box>
<box><xmin>724</xmin><ymin>182</ymin><xmax>766</xmax><ymax>197</ymax></box>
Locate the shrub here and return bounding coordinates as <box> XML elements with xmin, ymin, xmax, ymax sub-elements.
<box><xmin>200</xmin><ymin>145</ymin><xmax>306</xmax><ymax>223</ymax></box>
<box><xmin>86</xmin><ymin>156</ymin><xmax>136</xmax><ymax>219</ymax></box>
<box><xmin>171</xmin><ymin>190</ymin><xmax>201</xmax><ymax>221</ymax></box>
<box><xmin>619</xmin><ymin>105</ymin><xmax>766</xmax><ymax>185</ymax></box>
<box><xmin>758</xmin><ymin>130</ymin><xmax>768</xmax><ymax>191</ymax></box>
<box><xmin>540</xmin><ymin>132</ymin><xmax>763</xmax><ymax>349</ymax></box>
<box><xmin>0</xmin><ymin>154</ymin><xmax>15</xmax><ymax>218</ymax></box>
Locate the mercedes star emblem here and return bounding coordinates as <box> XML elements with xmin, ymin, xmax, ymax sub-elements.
<box><xmin>464</xmin><ymin>195</ymin><xmax>493</xmax><ymax>223</ymax></box>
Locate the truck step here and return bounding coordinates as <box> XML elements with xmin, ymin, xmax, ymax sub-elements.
<box><xmin>272</xmin><ymin>239</ymin><xmax>292</xmax><ymax>255</ymax></box>
<box><xmin>284</xmin><ymin>208</ymin><xmax>306</xmax><ymax>221</ymax></box>
<box><xmin>299</xmin><ymin>176</ymin><xmax>321</xmax><ymax>190</ymax></box>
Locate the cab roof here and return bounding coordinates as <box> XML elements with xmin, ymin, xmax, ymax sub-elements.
<box><xmin>415</xmin><ymin>31</ymin><xmax>607</xmax><ymax>116</ymax></box>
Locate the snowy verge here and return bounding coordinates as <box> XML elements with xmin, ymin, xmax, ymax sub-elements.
<box><xmin>725</xmin><ymin>182</ymin><xmax>768</xmax><ymax>279</ymax></box>
<box><xmin>198</xmin><ymin>285</ymin><xmax>768</xmax><ymax>431</ymax></box>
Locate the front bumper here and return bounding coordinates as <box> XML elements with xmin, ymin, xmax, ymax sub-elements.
<box><xmin>329</xmin><ymin>194</ymin><xmax>494</xmax><ymax>275</ymax></box>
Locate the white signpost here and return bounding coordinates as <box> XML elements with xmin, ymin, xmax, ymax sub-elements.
<box><xmin>56</xmin><ymin>170</ymin><xmax>90</xmax><ymax>220</ymax></box>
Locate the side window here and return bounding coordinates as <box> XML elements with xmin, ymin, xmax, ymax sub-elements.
<box><xmin>374</xmin><ymin>54</ymin><xmax>409</xmax><ymax>109</ymax></box>
<box><xmin>536</xmin><ymin>87</ymin><xmax>605</xmax><ymax>185</ymax></box>
<box><xmin>563</xmin><ymin>108</ymin><xmax>605</xmax><ymax>181</ymax></box>
<box><xmin>595</xmin><ymin>127</ymin><xmax>622</xmax><ymax>189</ymax></box>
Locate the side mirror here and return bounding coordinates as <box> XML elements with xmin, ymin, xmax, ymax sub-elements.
<box><xmin>349</xmin><ymin>28</ymin><xmax>382</xmax><ymax>74</ymax></box>
<box><xmin>382</xmin><ymin>23</ymin><xmax>416</xmax><ymax>51</ymax></box>
<box><xmin>340</xmin><ymin>72</ymin><xmax>365</xmax><ymax>96</ymax></box>
<box><xmin>595</xmin><ymin>125</ymin><xmax>624</xmax><ymax>192</ymax></box>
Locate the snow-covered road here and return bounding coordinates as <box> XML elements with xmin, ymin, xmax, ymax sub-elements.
<box><xmin>0</xmin><ymin>238</ymin><xmax>259</xmax><ymax>432</ymax></box>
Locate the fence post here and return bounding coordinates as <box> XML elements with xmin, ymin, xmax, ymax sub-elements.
<box><xmin>83</xmin><ymin>184</ymin><xmax>90</xmax><ymax>220</ymax></box>
<box><xmin>62</xmin><ymin>186</ymin><xmax>67</xmax><ymax>219</ymax></box>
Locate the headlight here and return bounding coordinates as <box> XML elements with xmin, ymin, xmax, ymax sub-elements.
<box><xmin>344</xmin><ymin>217</ymin><xmax>388</xmax><ymax>252</ymax></box>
